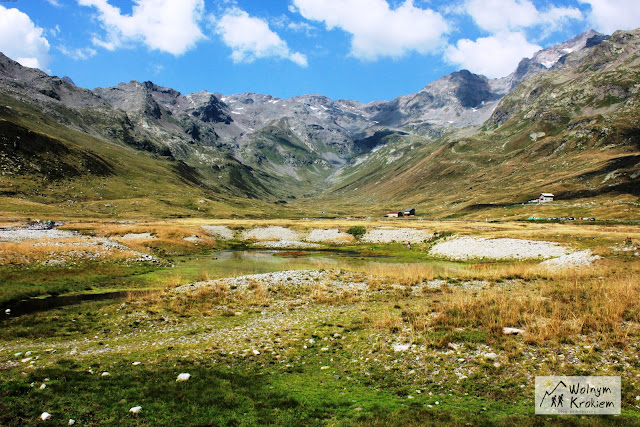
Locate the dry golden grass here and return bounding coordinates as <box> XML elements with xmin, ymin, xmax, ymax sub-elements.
<box><xmin>405</xmin><ymin>269</ymin><xmax>640</xmax><ymax>345</ymax></box>
<box><xmin>248</xmin><ymin>281</ymin><xmax>269</xmax><ymax>305</ymax></box>
<box><xmin>160</xmin><ymin>282</ymin><xmax>233</xmax><ymax>316</ymax></box>
<box><xmin>366</xmin><ymin>309</ymin><xmax>402</xmax><ymax>332</ymax></box>
<box><xmin>0</xmin><ymin>239</ymin><xmax>141</xmax><ymax>265</ymax></box>
<box><xmin>196</xmin><ymin>270</ymin><xmax>211</xmax><ymax>282</ymax></box>
<box><xmin>56</xmin><ymin>220</ymin><xmax>218</xmax><ymax>249</ymax></box>
<box><xmin>333</xmin><ymin>259</ymin><xmax>610</xmax><ymax>289</ymax></box>
<box><xmin>193</xmin><ymin>282</ymin><xmax>231</xmax><ymax>304</ymax></box>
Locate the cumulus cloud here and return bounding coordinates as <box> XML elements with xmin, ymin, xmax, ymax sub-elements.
<box><xmin>77</xmin><ymin>0</ymin><xmax>205</xmax><ymax>55</ymax></box>
<box><xmin>579</xmin><ymin>0</ymin><xmax>640</xmax><ymax>34</ymax></box>
<box><xmin>292</xmin><ymin>0</ymin><xmax>449</xmax><ymax>61</ymax></box>
<box><xmin>446</xmin><ymin>0</ymin><xmax>584</xmax><ymax>78</ymax></box>
<box><xmin>214</xmin><ymin>7</ymin><xmax>308</xmax><ymax>66</ymax></box>
<box><xmin>465</xmin><ymin>0</ymin><xmax>582</xmax><ymax>33</ymax></box>
<box><xmin>446</xmin><ymin>32</ymin><xmax>541</xmax><ymax>78</ymax></box>
<box><xmin>0</xmin><ymin>6</ymin><xmax>51</xmax><ymax>71</ymax></box>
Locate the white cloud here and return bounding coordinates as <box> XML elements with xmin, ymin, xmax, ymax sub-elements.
<box><xmin>446</xmin><ymin>32</ymin><xmax>541</xmax><ymax>78</ymax></box>
<box><xmin>287</xmin><ymin>21</ymin><xmax>316</xmax><ymax>34</ymax></box>
<box><xmin>78</xmin><ymin>0</ymin><xmax>205</xmax><ymax>55</ymax></box>
<box><xmin>214</xmin><ymin>7</ymin><xmax>308</xmax><ymax>67</ymax></box>
<box><xmin>58</xmin><ymin>46</ymin><xmax>97</xmax><ymax>60</ymax></box>
<box><xmin>46</xmin><ymin>0</ymin><xmax>62</xmax><ymax>6</ymax></box>
<box><xmin>579</xmin><ymin>0</ymin><xmax>640</xmax><ymax>34</ymax></box>
<box><xmin>150</xmin><ymin>63</ymin><xmax>164</xmax><ymax>75</ymax></box>
<box><xmin>0</xmin><ymin>6</ymin><xmax>51</xmax><ymax>71</ymax></box>
<box><xmin>464</xmin><ymin>0</ymin><xmax>582</xmax><ymax>33</ymax></box>
<box><xmin>50</xmin><ymin>24</ymin><xmax>61</xmax><ymax>37</ymax></box>
<box><xmin>271</xmin><ymin>14</ymin><xmax>317</xmax><ymax>36</ymax></box>
<box><xmin>292</xmin><ymin>0</ymin><xmax>449</xmax><ymax>61</ymax></box>
<box><xmin>447</xmin><ymin>0</ymin><xmax>584</xmax><ymax>79</ymax></box>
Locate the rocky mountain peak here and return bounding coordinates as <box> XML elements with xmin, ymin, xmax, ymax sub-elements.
<box><xmin>448</xmin><ymin>70</ymin><xmax>496</xmax><ymax>109</ymax></box>
<box><xmin>499</xmin><ymin>29</ymin><xmax>609</xmax><ymax>91</ymax></box>
<box><xmin>0</xmin><ymin>52</ymin><xmax>23</xmax><ymax>77</ymax></box>
<box><xmin>61</xmin><ymin>76</ymin><xmax>75</xmax><ymax>86</ymax></box>
<box><xmin>190</xmin><ymin>94</ymin><xmax>233</xmax><ymax>124</ymax></box>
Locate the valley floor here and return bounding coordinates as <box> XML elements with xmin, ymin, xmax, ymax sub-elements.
<box><xmin>1</xmin><ymin>218</ymin><xmax>640</xmax><ymax>425</ymax></box>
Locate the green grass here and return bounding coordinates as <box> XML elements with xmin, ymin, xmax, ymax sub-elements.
<box><xmin>0</xmin><ymin>263</ymin><xmax>156</xmax><ymax>306</ymax></box>
<box><xmin>0</xmin><ymin>351</ymin><xmax>551</xmax><ymax>426</ymax></box>
<box><xmin>3</xmin><ymin>293</ymin><xmax>639</xmax><ymax>426</ymax></box>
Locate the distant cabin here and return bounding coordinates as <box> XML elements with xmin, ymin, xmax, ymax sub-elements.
<box><xmin>403</xmin><ymin>208</ymin><xmax>416</xmax><ymax>217</ymax></box>
<box><xmin>539</xmin><ymin>193</ymin><xmax>554</xmax><ymax>202</ymax></box>
<box><xmin>385</xmin><ymin>211</ymin><xmax>402</xmax><ymax>218</ymax></box>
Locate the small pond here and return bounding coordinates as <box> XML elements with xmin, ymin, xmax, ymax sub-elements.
<box><xmin>3</xmin><ymin>249</ymin><xmax>458</xmax><ymax>319</ymax></box>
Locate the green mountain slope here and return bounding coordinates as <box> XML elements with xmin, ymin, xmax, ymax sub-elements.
<box><xmin>0</xmin><ymin>93</ymin><xmax>282</xmax><ymax>219</ymax></box>
<box><xmin>316</xmin><ymin>29</ymin><xmax>640</xmax><ymax>219</ymax></box>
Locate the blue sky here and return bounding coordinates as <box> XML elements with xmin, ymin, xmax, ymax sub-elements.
<box><xmin>1</xmin><ymin>0</ymin><xmax>640</xmax><ymax>102</ymax></box>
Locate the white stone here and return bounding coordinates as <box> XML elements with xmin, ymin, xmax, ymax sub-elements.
<box><xmin>430</xmin><ymin>236</ymin><xmax>568</xmax><ymax>260</ymax></box>
<box><xmin>241</xmin><ymin>226</ymin><xmax>300</xmax><ymax>242</ymax></box>
<box><xmin>129</xmin><ymin>406</ymin><xmax>142</xmax><ymax>414</ymax></box>
<box><xmin>305</xmin><ymin>229</ymin><xmax>353</xmax><ymax>243</ymax></box>
<box><xmin>392</xmin><ymin>343</ymin><xmax>410</xmax><ymax>352</ymax></box>
<box><xmin>41</xmin><ymin>412</ymin><xmax>52</xmax><ymax>421</ymax></box>
<box><xmin>362</xmin><ymin>227</ymin><xmax>432</xmax><ymax>244</ymax></box>
<box><xmin>540</xmin><ymin>250</ymin><xmax>600</xmax><ymax>269</ymax></box>
<box><xmin>176</xmin><ymin>373</ymin><xmax>191</xmax><ymax>382</ymax></box>
<box><xmin>201</xmin><ymin>225</ymin><xmax>234</xmax><ymax>240</ymax></box>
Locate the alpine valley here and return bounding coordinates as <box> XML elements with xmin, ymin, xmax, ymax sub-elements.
<box><xmin>1</xmin><ymin>28</ymin><xmax>639</xmax><ymax>219</ymax></box>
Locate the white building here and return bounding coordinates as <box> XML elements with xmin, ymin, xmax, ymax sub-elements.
<box><xmin>539</xmin><ymin>193</ymin><xmax>554</xmax><ymax>202</ymax></box>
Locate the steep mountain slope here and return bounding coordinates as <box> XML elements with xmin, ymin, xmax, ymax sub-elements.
<box><xmin>322</xmin><ymin>29</ymin><xmax>640</xmax><ymax>219</ymax></box>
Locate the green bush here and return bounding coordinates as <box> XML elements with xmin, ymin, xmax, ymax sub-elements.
<box><xmin>346</xmin><ymin>226</ymin><xmax>366</xmax><ymax>239</ymax></box>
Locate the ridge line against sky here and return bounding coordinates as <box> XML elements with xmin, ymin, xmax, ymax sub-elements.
<box><xmin>1</xmin><ymin>0</ymin><xmax>639</xmax><ymax>102</ymax></box>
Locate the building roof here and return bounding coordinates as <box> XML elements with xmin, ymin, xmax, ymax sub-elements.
<box><xmin>540</xmin><ymin>193</ymin><xmax>554</xmax><ymax>197</ymax></box>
